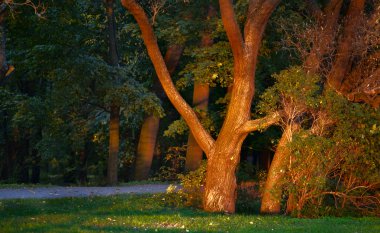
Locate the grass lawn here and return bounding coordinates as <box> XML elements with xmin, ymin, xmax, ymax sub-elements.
<box><xmin>0</xmin><ymin>194</ymin><xmax>378</xmax><ymax>233</ymax></box>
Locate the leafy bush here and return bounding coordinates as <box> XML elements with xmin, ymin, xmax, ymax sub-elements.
<box><xmin>163</xmin><ymin>161</ymin><xmax>207</xmax><ymax>208</ymax></box>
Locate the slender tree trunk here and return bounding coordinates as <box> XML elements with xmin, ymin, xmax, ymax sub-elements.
<box><xmin>260</xmin><ymin>124</ymin><xmax>298</xmax><ymax>214</ymax></box>
<box><xmin>105</xmin><ymin>0</ymin><xmax>120</xmax><ymax>185</ymax></box>
<box><xmin>107</xmin><ymin>105</ymin><xmax>120</xmax><ymax>185</ymax></box>
<box><xmin>185</xmin><ymin>84</ymin><xmax>209</xmax><ymax>171</ymax></box>
<box><xmin>134</xmin><ymin>115</ymin><xmax>160</xmax><ymax>180</ymax></box>
<box><xmin>134</xmin><ymin>45</ymin><xmax>184</xmax><ymax>180</ymax></box>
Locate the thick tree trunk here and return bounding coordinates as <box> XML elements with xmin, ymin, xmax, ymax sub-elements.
<box><xmin>107</xmin><ymin>105</ymin><xmax>120</xmax><ymax>185</ymax></box>
<box><xmin>304</xmin><ymin>0</ymin><xmax>343</xmax><ymax>74</ymax></box>
<box><xmin>134</xmin><ymin>45</ymin><xmax>184</xmax><ymax>180</ymax></box>
<box><xmin>327</xmin><ymin>0</ymin><xmax>365</xmax><ymax>91</ymax></box>
<box><xmin>260</xmin><ymin>124</ymin><xmax>297</xmax><ymax>214</ymax></box>
<box><xmin>185</xmin><ymin>84</ymin><xmax>209</xmax><ymax>171</ymax></box>
<box><xmin>122</xmin><ymin>0</ymin><xmax>281</xmax><ymax>213</ymax></box>
<box><xmin>204</xmin><ymin>148</ymin><xmax>240</xmax><ymax>213</ymax></box>
<box><xmin>134</xmin><ymin>115</ymin><xmax>160</xmax><ymax>180</ymax></box>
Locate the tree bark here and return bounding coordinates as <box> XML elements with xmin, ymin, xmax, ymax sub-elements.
<box><xmin>121</xmin><ymin>0</ymin><xmax>281</xmax><ymax>213</ymax></box>
<box><xmin>260</xmin><ymin>124</ymin><xmax>297</xmax><ymax>214</ymax></box>
<box><xmin>134</xmin><ymin>45</ymin><xmax>184</xmax><ymax>180</ymax></box>
<box><xmin>304</xmin><ymin>0</ymin><xmax>343</xmax><ymax>74</ymax></box>
<box><xmin>327</xmin><ymin>0</ymin><xmax>365</xmax><ymax>91</ymax></box>
<box><xmin>134</xmin><ymin>115</ymin><xmax>160</xmax><ymax>180</ymax></box>
<box><xmin>185</xmin><ymin>84</ymin><xmax>209</xmax><ymax>171</ymax></box>
<box><xmin>107</xmin><ymin>105</ymin><xmax>120</xmax><ymax>185</ymax></box>
<box><xmin>106</xmin><ymin>0</ymin><xmax>120</xmax><ymax>185</ymax></box>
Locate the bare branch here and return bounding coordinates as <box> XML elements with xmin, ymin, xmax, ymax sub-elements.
<box><xmin>4</xmin><ymin>0</ymin><xmax>47</xmax><ymax>18</ymax></box>
<box><xmin>121</xmin><ymin>0</ymin><xmax>215</xmax><ymax>155</ymax></box>
<box><xmin>239</xmin><ymin>111</ymin><xmax>281</xmax><ymax>134</ymax></box>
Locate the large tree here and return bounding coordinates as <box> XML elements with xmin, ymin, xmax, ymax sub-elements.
<box><xmin>122</xmin><ymin>0</ymin><xmax>281</xmax><ymax>213</ymax></box>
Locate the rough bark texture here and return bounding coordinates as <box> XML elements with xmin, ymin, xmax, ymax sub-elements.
<box><xmin>260</xmin><ymin>124</ymin><xmax>297</xmax><ymax>214</ymax></box>
<box><xmin>106</xmin><ymin>0</ymin><xmax>120</xmax><ymax>185</ymax></box>
<box><xmin>134</xmin><ymin>45</ymin><xmax>184</xmax><ymax>180</ymax></box>
<box><xmin>122</xmin><ymin>0</ymin><xmax>281</xmax><ymax>213</ymax></box>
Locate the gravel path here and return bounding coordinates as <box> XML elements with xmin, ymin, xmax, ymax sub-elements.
<box><xmin>0</xmin><ymin>184</ymin><xmax>170</xmax><ymax>200</ymax></box>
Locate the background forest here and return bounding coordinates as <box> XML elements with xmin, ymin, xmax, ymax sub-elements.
<box><xmin>0</xmin><ymin>0</ymin><xmax>379</xmax><ymax>217</ymax></box>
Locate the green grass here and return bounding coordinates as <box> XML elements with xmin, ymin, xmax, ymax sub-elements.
<box><xmin>0</xmin><ymin>194</ymin><xmax>378</xmax><ymax>233</ymax></box>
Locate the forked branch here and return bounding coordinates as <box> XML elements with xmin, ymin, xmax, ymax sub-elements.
<box><xmin>121</xmin><ymin>0</ymin><xmax>215</xmax><ymax>155</ymax></box>
<box><xmin>218</xmin><ymin>0</ymin><xmax>244</xmax><ymax>61</ymax></box>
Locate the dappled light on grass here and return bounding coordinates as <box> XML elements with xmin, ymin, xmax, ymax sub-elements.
<box><xmin>0</xmin><ymin>194</ymin><xmax>379</xmax><ymax>233</ymax></box>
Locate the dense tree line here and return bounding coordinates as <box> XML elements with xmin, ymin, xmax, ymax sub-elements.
<box><xmin>0</xmin><ymin>0</ymin><xmax>378</xmax><ymax>216</ymax></box>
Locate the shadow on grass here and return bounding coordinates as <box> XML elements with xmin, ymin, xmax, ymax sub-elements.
<box><xmin>1</xmin><ymin>194</ymin><xmax>379</xmax><ymax>233</ymax></box>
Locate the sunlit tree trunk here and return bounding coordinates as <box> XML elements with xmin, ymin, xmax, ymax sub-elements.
<box><xmin>122</xmin><ymin>0</ymin><xmax>281</xmax><ymax>213</ymax></box>
<box><xmin>260</xmin><ymin>0</ymin><xmax>346</xmax><ymax>214</ymax></box>
<box><xmin>185</xmin><ymin>84</ymin><xmax>209</xmax><ymax>171</ymax></box>
<box><xmin>134</xmin><ymin>115</ymin><xmax>160</xmax><ymax>180</ymax></box>
<box><xmin>260</xmin><ymin>124</ymin><xmax>299</xmax><ymax>213</ymax></box>
<box><xmin>106</xmin><ymin>0</ymin><xmax>120</xmax><ymax>185</ymax></box>
<box><xmin>134</xmin><ymin>45</ymin><xmax>184</xmax><ymax>180</ymax></box>
<box><xmin>185</xmin><ymin>6</ymin><xmax>215</xmax><ymax>172</ymax></box>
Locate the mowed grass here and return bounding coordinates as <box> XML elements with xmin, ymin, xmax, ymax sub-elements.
<box><xmin>0</xmin><ymin>194</ymin><xmax>379</xmax><ymax>233</ymax></box>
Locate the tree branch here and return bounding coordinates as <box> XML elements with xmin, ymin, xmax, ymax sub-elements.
<box><xmin>244</xmin><ymin>0</ymin><xmax>281</xmax><ymax>49</ymax></box>
<box><xmin>121</xmin><ymin>0</ymin><xmax>215</xmax><ymax>155</ymax></box>
<box><xmin>327</xmin><ymin>0</ymin><xmax>365</xmax><ymax>91</ymax></box>
<box><xmin>239</xmin><ymin>111</ymin><xmax>281</xmax><ymax>134</ymax></box>
<box><xmin>218</xmin><ymin>0</ymin><xmax>244</xmax><ymax>61</ymax></box>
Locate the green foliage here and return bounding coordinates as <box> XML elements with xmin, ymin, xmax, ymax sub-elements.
<box><xmin>154</xmin><ymin>146</ymin><xmax>187</xmax><ymax>181</ymax></box>
<box><xmin>177</xmin><ymin>42</ymin><xmax>233</xmax><ymax>89</ymax></box>
<box><xmin>164</xmin><ymin>109</ymin><xmax>217</xmax><ymax>138</ymax></box>
<box><xmin>257</xmin><ymin>66</ymin><xmax>321</xmax><ymax>115</ymax></box>
<box><xmin>285</xmin><ymin>91</ymin><xmax>380</xmax><ymax>217</ymax></box>
<box><xmin>164</xmin><ymin>161</ymin><xmax>207</xmax><ymax>208</ymax></box>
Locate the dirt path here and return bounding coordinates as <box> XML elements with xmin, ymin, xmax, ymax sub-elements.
<box><xmin>0</xmin><ymin>184</ymin><xmax>171</xmax><ymax>200</ymax></box>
